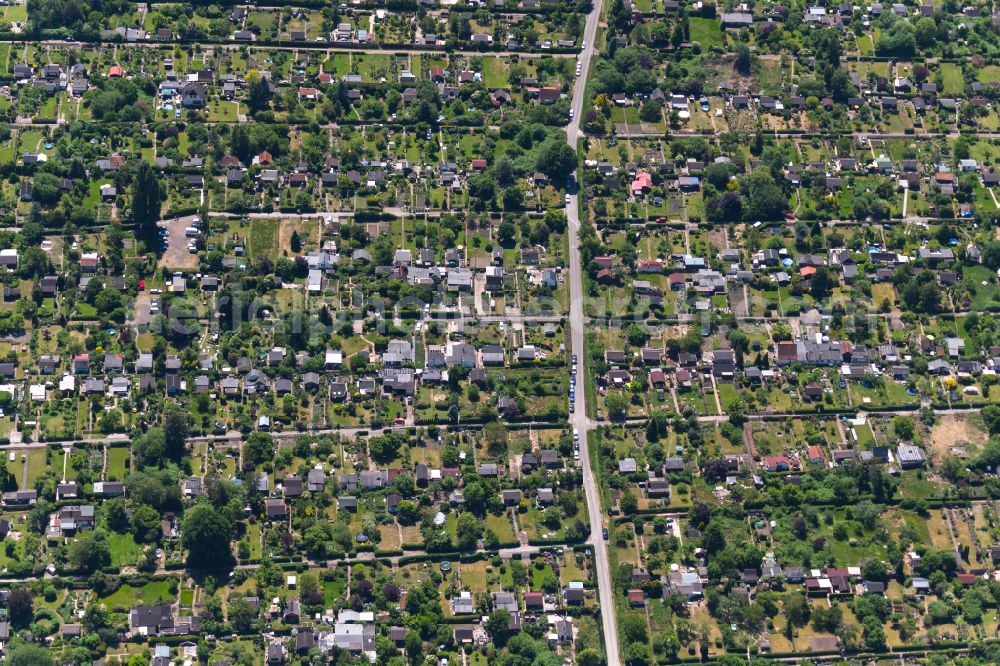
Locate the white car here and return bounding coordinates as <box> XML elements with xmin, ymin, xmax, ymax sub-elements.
<box><xmin>565</xmin><ymin>194</ymin><xmax>572</xmax><ymax>204</ymax></box>
<box><xmin>582</xmin><ymin>40</ymin><xmax>587</xmax><ymax>49</ymax></box>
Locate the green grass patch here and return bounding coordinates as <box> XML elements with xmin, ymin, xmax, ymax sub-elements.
<box><xmin>108</xmin><ymin>532</ymin><xmax>144</xmax><ymax>567</ymax></box>
<box><xmin>106</xmin><ymin>447</ymin><xmax>129</xmax><ymax>480</ymax></box>
<box><xmin>249</xmin><ymin>218</ymin><xmax>279</xmax><ymax>258</ymax></box>
<box><xmin>101</xmin><ymin>580</ymin><xmax>174</xmax><ymax>610</ymax></box>
<box><xmin>939</xmin><ymin>63</ymin><xmax>965</xmax><ymax>96</ymax></box>
<box><xmin>689</xmin><ymin>17</ymin><xmax>722</xmax><ymax>48</ymax></box>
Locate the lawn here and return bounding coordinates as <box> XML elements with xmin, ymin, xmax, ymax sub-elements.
<box><xmin>108</xmin><ymin>532</ymin><xmax>145</xmax><ymax>567</ymax></box>
<box><xmin>757</xmin><ymin>59</ymin><xmax>783</xmax><ymax>95</ymax></box>
<box><xmin>963</xmin><ymin>265</ymin><xmax>1000</xmax><ymax>311</ymax></box>
<box><xmin>3</xmin><ymin>5</ymin><xmax>25</xmax><ymax>22</ymax></box>
<box><xmin>207</xmin><ymin>101</ymin><xmax>239</xmax><ymax>122</ymax></box>
<box><xmin>249</xmin><ymin>218</ymin><xmax>279</xmax><ymax>259</ymax></box>
<box><xmin>689</xmin><ymin>17</ymin><xmax>723</xmax><ymax>48</ymax></box>
<box><xmin>481</xmin><ymin>58</ymin><xmax>509</xmax><ymax>88</ymax></box>
<box><xmin>246</xmin><ymin>11</ymin><xmax>276</xmax><ymax>34</ymax></box>
<box><xmin>106</xmin><ymin>446</ymin><xmax>129</xmax><ymax>480</ymax></box>
<box><xmin>101</xmin><ymin>580</ymin><xmax>175</xmax><ymax>609</ymax></box>
<box><xmin>35</xmin><ymin>96</ymin><xmax>57</xmax><ymax>121</ymax></box>
<box><xmin>856</xmin><ymin>33</ymin><xmax>874</xmax><ymax>55</ymax></box>
<box><xmin>939</xmin><ymin>63</ymin><xmax>965</xmax><ymax>96</ymax></box>
<box><xmin>356</xmin><ymin>54</ymin><xmax>391</xmax><ymax>81</ymax></box>
<box><xmin>23</xmin><ymin>449</ymin><xmax>46</xmax><ymax>486</ymax></box>
<box><xmin>18</xmin><ymin>130</ymin><xmax>44</xmax><ymax>154</ymax></box>
<box><xmin>324</xmin><ymin>578</ymin><xmax>347</xmax><ymax>605</ymax></box>
<box><xmin>977</xmin><ymin>65</ymin><xmax>1000</xmax><ymax>84</ymax></box>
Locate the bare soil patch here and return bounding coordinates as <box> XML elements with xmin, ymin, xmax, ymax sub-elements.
<box><xmin>929</xmin><ymin>413</ymin><xmax>988</xmax><ymax>462</ymax></box>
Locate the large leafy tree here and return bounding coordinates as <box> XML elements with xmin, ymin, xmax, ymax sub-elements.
<box><xmin>536</xmin><ymin>139</ymin><xmax>578</xmax><ymax>183</ymax></box>
<box><xmin>182</xmin><ymin>503</ymin><xmax>233</xmax><ymax>568</ymax></box>
<box><xmin>163</xmin><ymin>410</ymin><xmax>189</xmax><ymax>460</ymax></box>
<box><xmin>68</xmin><ymin>530</ymin><xmax>112</xmax><ymax>572</ymax></box>
<box><xmin>244</xmin><ymin>432</ymin><xmax>275</xmax><ymax>464</ymax></box>
<box><xmin>8</xmin><ymin>645</ymin><xmax>54</xmax><ymax>666</ymax></box>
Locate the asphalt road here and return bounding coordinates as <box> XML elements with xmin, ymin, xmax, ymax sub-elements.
<box><xmin>564</xmin><ymin>2</ymin><xmax>621</xmax><ymax>665</ymax></box>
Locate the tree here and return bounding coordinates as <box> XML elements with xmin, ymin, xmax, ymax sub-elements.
<box><xmin>734</xmin><ymin>43</ymin><xmax>753</xmax><ymax>75</ymax></box>
<box><xmin>853</xmin><ymin>500</ymin><xmax>881</xmax><ymax>529</ymax></box>
<box><xmin>496</xmin><ymin>156</ymin><xmax>515</xmax><ymax>185</ymax></box>
<box><xmin>861</xmin><ymin>560</ymin><xmax>888</xmax><ymax>584</ymax></box>
<box><xmin>606</xmin><ymin>393</ymin><xmax>629</xmax><ymax>420</ymax></box>
<box><xmin>164</xmin><ymin>409</ymin><xmax>190</xmax><ymax>460</ymax></box>
<box><xmin>297</xmin><ymin>573</ymin><xmax>320</xmax><ymax>605</ymax></box>
<box><xmin>106</xmin><ymin>498</ymin><xmax>129</xmax><ymax>532</ymax></box>
<box><xmin>455</xmin><ymin>512</ymin><xmax>482</xmax><ymax>550</ymax></box>
<box><xmin>983</xmin><ymin>241</ymin><xmax>1000</xmax><ymax>269</ymax></box>
<box><xmin>133</xmin><ymin>429</ymin><xmax>169</xmax><ymax>468</ymax></box>
<box><xmin>745</xmin><ymin>170</ymin><xmax>788</xmax><ymax>221</ymax></box>
<box><xmin>244</xmin><ymin>432</ymin><xmax>275</xmax><ymax>464</ymax></box>
<box><xmin>727</xmin><ymin>329</ymin><xmax>750</xmax><ymax>363</ymax></box>
<box><xmin>246</xmin><ymin>70</ymin><xmax>273</xmax><ymax>114</ymax></box>
<box><xmin>577</xmin><ymin>649</ymin><xmax>605</xmax><ymax>666</ymax></box>
<box><xmin>8</xmin><ymin>645</ymin><xmax>54</xmax><ymax>666</ymax></box>
<box><xmin>31</xmin><ymin>172</ymin><xmax>62</xmax><ymax>205</ymax></box>
<box><xmin>983</xmin><ymin>404</ymin><xmax>1000</xmax><ymax>435</ymax></box>
<box><xmin>829</xmin><ymin>69</ymin><xmax>855</xmax><ymax>103</ymax></box>
<box><xmin>485</xmin><ymin>609</ymin><xmax>512</xmax><ymax>645</ymax></box>
<box><xmin>621</xmin><ymin>613</ymin><xmax>648</xmax><ymax>643</ymax></box>
<box><xmin>811</xmin><ymin>605</ymin><xmax>842</xmax><ymax>633</ymax></box>
<box><xmin>810</xmin><ymin>266</ymin><xmax>831</xmax><ymax>299</ymax></box>
<box><xmin>130</xmin><ymin>504</ymin><xmax>161</xmax><ymax>543</ymax></box>
<box><xmin>892</xmin><ymin>416</ymin><xmax>914</xmax><ymax>440</ymax></box>
<box><xmin>228</xmin><ymin>596</ymin><xmax>256</xmax><ymax>633</ymax></box>
<box><xmin>18</xmin><ymin>246</ymin><xmax>49</xmax><ymax>279</ymax></box>
<box><xmin>8</xmin><ymin>587</ymin><xmax>33</xmax><ymax>626</ymax></box>
<box><xmin>862</xmin><ymin>616</ymin><xmax>887</xmax><ymax>650</ymax></box>
<box><xmin>132</xmin><ymin>162</ymin><xmax>164</xmax><ymax>243</ymax></box>
<box><xmin>876</xmin><ymin>21</ymin><xmax>916</xmax><ymax>57</ymax></box>
<box><xmin>68</xmin><ymin>530</ymin><xmax>112</xmax><ymax>572</ymax></box>
<box><xmin>404</xmin><ymin>630</ymin><xmax>423</xmax><ymax>658</ymax></box>
<box><xmin>468</xmin><ymin>174</ymin><xmax>495</xmax><ymax>203</ymax></box>
<box><xmin>502</xmin><ymin>187</ymin><xmax>523</xmax><ymax>210</ymax></box>
<box><xmin>625</xmin><ymin>641</ymin><xmax>650</xmax><ymax>666</ymax></box>
<box><xmin>620</xmin><ymin>491</ymin><xmax>638</xmax><ymax>515</ymax></box>
<box><xmin>639</xmin><ymin>100</ymin><xmax>662</xmax><ymax>123</ymax></box>
<box><xmin>784</xmin><ymin>592</ymin><xmax>811</xmax><ymax>628</ymax></box>
<box><xmin>182</xmin><ymin>503</ymin><xmax>233</xmax><ymax>568</ymax></box>
<box><xmin>396</xmin><ymin>500</ymin><xmax>421</xmax><ymax>524</ymax></box>
<box><xmin>536</xmin><ymin>140</ymin><xmax>578</xmax><ymax>183</ymax></box>
<box><xmin>914</xmin><ymin>16</ymin><xmax>937</xmax><ymax>47</ymax></box>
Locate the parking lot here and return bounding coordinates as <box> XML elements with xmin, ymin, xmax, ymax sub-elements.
<box><xmin>157</xmin><ymin>215</ymin><xmax>201</xmax><ymax>271</ymax></box>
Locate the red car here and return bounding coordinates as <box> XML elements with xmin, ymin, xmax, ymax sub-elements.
<box><xmin>785</xmin><ymin>212</ymin><xmax>796</xmax><ymax>220</ymax></box>
<box><xmin>139</xmin><ymin>280</ymin><xmax>145</xmax><ymax>290</ymax></box>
